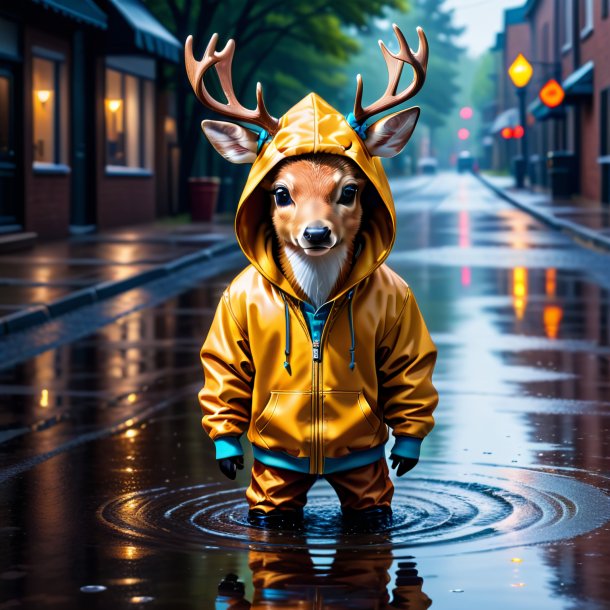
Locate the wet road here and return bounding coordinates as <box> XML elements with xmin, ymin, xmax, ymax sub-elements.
<box><xmin>1</xmin><ymin>172</ymin><xmax>609</xmax><ymax>609</ymax></box>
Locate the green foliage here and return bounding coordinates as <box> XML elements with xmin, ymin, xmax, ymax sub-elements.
<box><xmin>143</xmin><ymin>0</ymin><xmax>410</xmax><ymax>194</ymax></box>
<box><xmin>342</xmin><ymin>0</ymin><xmax>464</xmax><ymax>132</ymax></box>
<box><xmin>146</xmin><ymin>0</ymin><xmax>409</xmax><ymax>121</ymax></box>
<box><xmin>471</xmin><ymin>51</ymin><xmax>495</xmax><ymax>112</ymax></box>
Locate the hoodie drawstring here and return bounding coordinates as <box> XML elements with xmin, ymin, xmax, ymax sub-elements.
<box><xmin>280</xmin><ymin>291</ymin><xmax>291</xmax><ymax>373</ymax></box>
<box><xmin>347</xmin><ymin>289</ymin><xmax>356</xmax><ymax>371</ymax></box>
<box><xmin>281</xmin><ymin>290</ymin><xmax>356</xmax><ymax>372</ymax></box>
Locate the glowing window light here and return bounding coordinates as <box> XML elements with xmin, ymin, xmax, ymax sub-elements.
<box><xmin>36</xmin><ymin>90</ymin><xmax>51</xmax><ymax>104</ymax></box>
<box><xmin>106</xmin><ymin>99</ymin><xmax>122</xmax><ymax>113</ymax></box>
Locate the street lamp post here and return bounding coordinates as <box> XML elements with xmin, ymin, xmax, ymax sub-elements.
<box><xmin>508</xmin><ymin>53</ymin><xmax>533</xmax><ymax>189</ymax></box>
<box><xmin>517</xmin><ymin>87</ymin><xmax>528</xmax><ymax>187</ymax></box>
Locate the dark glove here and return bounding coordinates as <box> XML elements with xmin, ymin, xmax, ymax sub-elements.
<box><xmin>390</xmin><ymin>454</ymin><xmax>418</xmax><ymax>477</ymax></box>
<box><xmin>218</xmin><ymin>573</ymin><xmax>245</xmax><ymax>597</ymax></box>
<box><xmin>218</xmin><ymin>455</ymin><xmax>244</xmax><ymax>480</ymax></box>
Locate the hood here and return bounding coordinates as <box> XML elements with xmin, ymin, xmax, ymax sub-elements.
<box><xmin>234</xmin><ymin>93</ymin><xmax>396</xmax><ymax>302</ymax></box>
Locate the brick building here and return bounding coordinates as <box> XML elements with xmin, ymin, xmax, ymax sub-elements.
<box><xmin>489</xmin><ymin>7</ymin><xmax>532</xmax><ymax>172</ymax></box>
<box><xmin>490</xmin><ymin>0</ymin><xmax>610</xmax><ymax>206</ymax></box>
<box><xmin>0</xmin><ymin>0</ymin><xmax>181</xmax><ymax>244</ymax></box>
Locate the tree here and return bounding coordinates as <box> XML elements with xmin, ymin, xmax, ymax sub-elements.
<box><xmin>144</xmin><ymin>0</ymin><xmax>408</xmax><ymax>213</ymax></box>
<box><xmin>341</xmin><ymin>0</ymin><xmax>464</xmax><ymax>160</ymax></box>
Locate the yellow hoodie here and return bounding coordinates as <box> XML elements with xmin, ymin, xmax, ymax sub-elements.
<box><xmin>198</xmin><ymin>93</ymin><xmax>438</xmax><ymax>475</ymax></box>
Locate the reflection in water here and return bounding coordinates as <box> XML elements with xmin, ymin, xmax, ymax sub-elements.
<box><xmin>543</xmin><ymin>305</ymin><xmax>563</xmax><ymax>340</ymax></box>
<box><xmin>459</xmin><ymin>210</ymin><xmax>471</xmax><ymax>287</ymax></box>
<box><xmin>545</xmin><ymin>268</ymin><xmax>557</xmax><ymax>297</ymax></box>
<box><xmin>216</xmin><ymin>548</ymin><xmax>430</xmax><ymax>610</ymax></box>
<box><xmin>543</xmin><ymin>267</ymin><xmax>563</xmax><ymax>339</ymax></box>
<box><xmin>512</xmin><ymin>267</ymin><xmax>528</xmax><ymax>320</ymax></box>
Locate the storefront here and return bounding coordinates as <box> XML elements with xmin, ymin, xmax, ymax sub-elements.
<box><xmin>0</xmin><ymin>0</ymin><xmax>180</xmax><ymax>244</ymax></box>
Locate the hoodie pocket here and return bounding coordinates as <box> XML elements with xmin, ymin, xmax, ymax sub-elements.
<box><xmin>255</xmin><ymin>391</ymin><xmax>312</xmax><ymax>457</ymax></box>
<box><xmin>322</xmin><ymin>390</ymin><xmax>382</xmax><ymax>457</ymax></box>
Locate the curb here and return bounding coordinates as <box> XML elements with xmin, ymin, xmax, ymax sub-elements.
<box><xmin>475</xmin><ymin>173</ymin><xmax>610</xmax><ymax>253</ymax></box>
<box><xmin>0</xmin><ymin>239</ymin><xmax>241</xmax><ymax>337</ymax></box>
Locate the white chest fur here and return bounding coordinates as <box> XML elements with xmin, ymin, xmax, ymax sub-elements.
<box><xmin>282</xmin><ymin>245</ymin><xmax>348</xmax><ymax>309</ymax></box>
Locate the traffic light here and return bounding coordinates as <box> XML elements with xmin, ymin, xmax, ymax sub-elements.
<box><xmin>458</xmin><ymin>128</ymin><xmax>470</xmax><ymax>140</ymax></box>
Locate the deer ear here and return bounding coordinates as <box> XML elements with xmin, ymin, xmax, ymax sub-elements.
<box><xmin>201</xmin><ymin>120</ymin><xmax>259</xmax><ymax>164</ymax></box>
<box><xmin>364</xmin><ymin>107</ymin><xmax>420</xmax><ymax>158</ymax></box>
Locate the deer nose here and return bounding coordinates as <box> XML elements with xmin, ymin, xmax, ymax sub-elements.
<box><xmin>303</xmin><ymin>226</ymin><xmax>331</xmax><ymax>245</ymax></box>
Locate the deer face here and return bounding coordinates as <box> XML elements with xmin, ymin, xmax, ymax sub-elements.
<box><xmin>266</xmin><ymin>155</ymin><xmax>366</xmax><ymax>258</ymax></box>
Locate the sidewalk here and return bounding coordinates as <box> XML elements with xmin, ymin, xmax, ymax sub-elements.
<box><xmin>0</xmin><ymin>217</ymin><xmax>239</xmax><ymax>336</ymax></box>
<box><xmin>477</xmin><ymin>173</ymin><xmax>610</xmax><ymax>252</ymax></box>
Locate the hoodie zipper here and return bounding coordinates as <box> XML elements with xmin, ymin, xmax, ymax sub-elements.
<box><xmin>311</xmin><ymin>300</ymin><xmax>335</xmax><ymax>475</ymax></box>
<box><xmin>286</xmin><ymin>293</ymin><xmax>354</xmax><ymax>475</ymax></box>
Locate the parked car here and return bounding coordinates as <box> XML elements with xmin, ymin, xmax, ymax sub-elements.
<box><xmin>457</xmin><ymin>151</ymin><xmax>475</xmax><ymax>173</ymax></box>
<box><xmin>417</xmin><ymin>157</ymin><xmax>438</xmax><ymax>175</ymax></box>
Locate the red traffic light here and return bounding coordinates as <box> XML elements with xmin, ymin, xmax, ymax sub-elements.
<box><xmin>501</xmin><ymin>127</ymin><xmax>513</xmax><ymax>139</ymax></box>
<box><xmin>460</xmin><ymin>106</ymin><xmax>473</xmax><ymax>119</ymax></box>
<box><xmin>513</xmin><ymin>125</ymin><xmax>525</xmax><ymax>139</ymax></box>
<box><xmin>539</xmin><ymin>79</ymin><xmax>565</xmax><ymax>108</ymax></box>
<box><xmin>458</xmin><ymin>128</ymin><xmax>470</xmax><ymax>140</ymax></box>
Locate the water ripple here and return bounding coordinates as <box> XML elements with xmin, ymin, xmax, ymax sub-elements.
<box><xmin>99</xmin><ymin>464</ymin><xmax>610</xmax><ymax>557</ymax></box>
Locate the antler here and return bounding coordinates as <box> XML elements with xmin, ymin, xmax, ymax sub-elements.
<box><xmin>185</xmin><ymin>33</ymin><xmax>280</xmax><ymax>135</ymax></box>
<box><xmin>353</xmin><ymin>25</ymin><xmax>428</xmax><ymax>124</ymax></box>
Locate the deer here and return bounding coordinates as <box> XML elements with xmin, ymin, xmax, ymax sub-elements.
<box><xmin>188</xmin><ymin>25</ymin><xmax>439</xmax><ymax>529</ymax></box>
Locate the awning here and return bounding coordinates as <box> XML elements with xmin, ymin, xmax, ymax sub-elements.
<box><xmin>491</xmin><ymin>107</ymin><xmax>519</xmax><ymax>133</ymax></box>
<box><xmin>527</xmin><ymin>97</ymin><xmax>564</xmax><ymax>121</ymax></box>
<box><xmin>31</xmin><ymin>0</ymin><xmax>107</xmax><ymax>29</ymax></box>
<box><xmin>103</xmin><ymin>0</ymin><xmax>181</xmax><ymax>63</ymax></box>
<box><xmin>562</xmin><ymin>60</ymin><xmax>594</xmax><ymax>96</ymax></box>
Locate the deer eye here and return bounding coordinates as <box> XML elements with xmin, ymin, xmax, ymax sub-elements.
<box><xmin>338</xmin><ymin>184</ymin><xmax>357</xmax><ymax>205</ymax></box>
<box><xmin>273</xmin><ymin>186</ymin><xmax>293</xmax><ymax>206</ymax></box>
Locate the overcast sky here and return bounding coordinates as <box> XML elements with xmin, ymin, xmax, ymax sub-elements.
<box><xmin>444</xmin><ymin>0</ymin><xmax>526</xmax><ymax>57</ymax></box>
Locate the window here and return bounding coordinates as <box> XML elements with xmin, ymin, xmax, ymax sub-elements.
<box><xmin>105</xmin><ymin>68</ymin><xmax>154</xmax><ymax>171</ymax></box>
<box><xmin>561</xmin><ymin>0</ymin><xmax>573</xmax><ymax>51</ymax></box>
<box><xmin>601</xmin><ymin>88</ymin><xmax>610</xmax><ymax>156</ymax></box>
<box><xmin>0</xmin><ymin>73</ymin><xmax>9</xmax><ymax>159</ymax></box>
<box><xmin>580</xmin><ymin>0</ymin><xmax>593</xmax><ymax>37</ymax></box>
<box><xmin>565</xmin><ymin>106</ymin><xmax>576</xmax><ymax>153</ymax></box>
<box><xmin>604</xmin><ymin>0</ymin><xmax>609</xmax><ymax>19</ymax></box>
<box><xmin>541</xmin><ymin>23</ymin><xmax>549</xmax><ymax>64</ymax></box>
<box><xmin>32</xmin><ymin>54</ymin><xmax>68</xmax><ymax>167</ymax></box>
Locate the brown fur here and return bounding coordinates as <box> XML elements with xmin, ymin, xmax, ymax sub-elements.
<box><xmin>264</xmin><ymin>154</ymin><xmax>366</xmax><ymax>302</ymax></box>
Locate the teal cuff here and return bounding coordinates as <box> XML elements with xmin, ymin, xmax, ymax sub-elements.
<box><xmin>391</xmin><ymin>436</ymin><xmax>422</xmax><ymax>460</ymax></box>
<box><xmin>252</xmin><ymin>444</ymin><xmax>385</xmax><ymax>474</ymax></box>
<box><xmin>214</xmin><ymin>436</ymin><xmax>243</xmax><ymax>460</ymax></box>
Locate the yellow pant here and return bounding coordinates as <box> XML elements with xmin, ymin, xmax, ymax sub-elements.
<box><xmin>246</xmin><ymin>458</ymin><xmax>394</xmax><ymax>513</ymax></box>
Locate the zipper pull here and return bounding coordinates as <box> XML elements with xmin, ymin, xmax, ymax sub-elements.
<box><xmin>312</xmin><ymin>339</ymin><xmax>321</xmax><ymax>361</ymax></box>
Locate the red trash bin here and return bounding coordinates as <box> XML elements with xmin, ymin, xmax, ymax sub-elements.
<box><xmin>188</xmin><ymin>177</ymin><xmax>220</xmax><ymax>222</ymax></box>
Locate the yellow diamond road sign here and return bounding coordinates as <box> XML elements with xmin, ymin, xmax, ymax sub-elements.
<box><xmin>508</xmin><ymin>53</ymin><xmax>533</xmax><ymax>88</ymax></box>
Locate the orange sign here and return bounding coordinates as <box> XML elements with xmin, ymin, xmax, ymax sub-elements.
<box><xmin>539</xmin><ymin>79</ymin><xmax>565</xmax><ymax>108</ymax></box>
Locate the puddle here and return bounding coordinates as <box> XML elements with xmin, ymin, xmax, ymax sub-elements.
<box><xmin>99</xmin><ymin>463</ymin><xmax>610</xmax><ymax>558</ymax></box>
